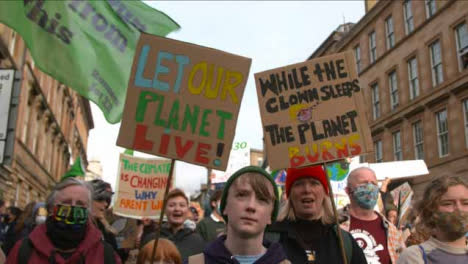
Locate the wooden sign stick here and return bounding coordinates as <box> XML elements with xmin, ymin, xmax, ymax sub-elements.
<box><xmin>149</xmin><ymin>159</ymin><xmax>176</xmax><ymax>264</ymax></box>
<box><xmin>324</xmin><ymin>161</ymin><xmax>348</xmax><ymax>264</ymax></box>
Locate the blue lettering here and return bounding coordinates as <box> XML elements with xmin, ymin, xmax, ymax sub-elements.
<box><xmin>134</xmin><ymin>190</ymin><xmax>158</xmax><ymax>200</ymax></box>
<box><xmin>135</xmin><ymin>45</ymin><xmax>152</xmax><ymax>88</ymax></box>
<box><xmin>174</xmin><ymin>55</ymin><xmax>190</xmax><ymax>93</ymax></box>
<box><xmin>153</xmin><ymin>51</ymin><xmax>172</xmax><ymax>91</ymax></box>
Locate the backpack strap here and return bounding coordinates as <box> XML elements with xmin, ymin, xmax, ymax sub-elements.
<box><xmin>188</xmin><ymin>253</ymin><xmax>205</xmax><ymax>264</ymax></box>
<box><xmin>17</xmin><ymin>238</ymin><xmax>33</xmax><ymax>264</ymax></box>
<box><xmin>418</xmin><ymin>245</ymin><xmax>428</xmax><ymax>264</ymax></box>
<box><xmin>102</xmin><ymin>240</ymin><xmax>116</xmax><ymax>264</ymax></box>
<box><xmin>332</xmin><ymin>225</ymin><xmax>353</xmax><ymax>263</ymax></box>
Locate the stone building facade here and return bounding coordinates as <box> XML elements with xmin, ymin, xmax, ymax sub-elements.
<box><xmin>309</xmin><ymin>0</ymin><xmax>468</xmax><ymax>195</ymax></box>
<box><xmin>0</xmin><ymin>25</ymin><xmax>94</xmax><ymax>207</ymax></box>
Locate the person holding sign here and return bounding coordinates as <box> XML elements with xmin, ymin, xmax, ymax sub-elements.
<box><xmin>187</xmin><ymin>166</ymin><xmax>290</xmax><ymax>264</ymax></box>
<box><xmin>6</xmin><ymin>177</ymin><xmax>121</xmax><ymax>264</ymax></box>
<box><xmin>142</xmin><ymin>189</ymin><xmax>205</xmax><ymax>262</ymax></box>
<box><xmin>266</xmin><ymin>165</ymin><xmax>366</xmax><ymax>264</ymax></box>
<box><xmin>340</xmin><ymin>167</ymin><xmax>405</xmax><ymax>264</ymax></box>
<box><xmin>397</xmin><ymin>175</ymin><xmax>468</xmax><ymax>264</ymax></box>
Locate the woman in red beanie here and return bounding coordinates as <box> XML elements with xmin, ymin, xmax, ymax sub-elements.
<box><xmin>265</xmin><ymin>165</ymin><xmax>367</xmax><ymax>264</ymax></box>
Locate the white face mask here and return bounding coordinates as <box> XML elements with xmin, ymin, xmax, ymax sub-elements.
<box><xmin>35</xmin><ymin>215</ymin><xmax>47</xmax><ymax>225</ymax></box>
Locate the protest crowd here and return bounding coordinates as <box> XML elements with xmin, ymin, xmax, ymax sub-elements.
<box><xmin>0</xmin><ymin>164</ymin><xmax>464</xmax><ymax>264</ymax></box>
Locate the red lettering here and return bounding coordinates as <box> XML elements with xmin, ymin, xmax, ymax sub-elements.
<box><xmin>121</xmin><ymin>173</ymin><xmax>129</xmax><ymax>181</ymax></box>
<box><xmin>350</xmin><ymin>143</ymin><xmax>361</xmax><ymax>155</ymax></box>
<box><xmin>195</xmin><ymin>143</ymin><xmax>211</xmax><ymax>164</ymax></box>
<box><xmin>130</xmin><ymin>176</ymin><xmax>138</xmax><ymax>187</ymax></box>
<box><xmin>175</xmin><ymin>136</ymin><xmax>194</xmax><ymax>158</ymax></box>
<box><xmin>322</xmin><ymin>149</ymin><xmax>335</xmax><ymax>160</ymax></box>
<box><xmin>290</xmin><ymin>155</ymin><xmax>305</xmax><ymax>167</ymax></box>
<box><xmin>158</xmin><ymin>134</ymin><xmax>170</xmax><ymax>154</ymax></box>
<box><xmin>133</xmin><ymin>124</ymin><xmax>153</xmax><ymax>151</ymax></box>
<box><xmin>336</xmin><ymin>143</ymin><xmax>349</xmax><ymax>158</ymax></box>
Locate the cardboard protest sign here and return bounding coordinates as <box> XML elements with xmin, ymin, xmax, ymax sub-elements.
<box><xmin>114</xmin><ymin>153</ymin><xmax>172</xmax><ymax>219</ymax></box>
<box><xmin>255</xmin><ymin>51</ymin><xmax>372</xmax><ymax>170</ymax></box>
<box><xmin>117</xmin><ymin>33</ymin><xmax>251</xmax><ymax>170</ymax></box>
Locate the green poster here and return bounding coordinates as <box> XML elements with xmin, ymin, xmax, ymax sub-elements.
<box><xmin>0</xmin><ymin>0</ymin><xmax>179</xmax><ymax>123</ymax></box>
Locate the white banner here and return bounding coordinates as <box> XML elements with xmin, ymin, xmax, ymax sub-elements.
<box><xmin>0</xmin><ymin>70</ymin><xmax>15</xmax><ymax>140</ymax></box>
<box><xmin>0</xmin><ymin>141</ymin><xmax>5</xmax><ymax>164</ymax></box>
<box><xmin>211</xmin><ymin>141</ymin><xmax>251</xmax><ymax>183</ymax></box>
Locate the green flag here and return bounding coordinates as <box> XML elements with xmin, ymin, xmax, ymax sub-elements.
<box><xmin>0</xmin><ymin>0</ymin><xmax>179</xmax><ymax>123</ymax></box>
<box><xmin>62</xmin><ymin>157</ymin><xmax>86</xmax><ymax>180</ymax></box>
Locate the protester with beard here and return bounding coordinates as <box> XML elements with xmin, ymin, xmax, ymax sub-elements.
<box><xmin>5</xmin><ymin>177</ymin><xmax>121</xmax><ymax>263</ymax></box>
<box><xmin>142</xmin><ymin>188</ymin><xmax>204</xmax><ymax>261</ymax></box>
<box><xmin>188</xmin><ymin>166</ymin><xmax>290</xmax><ymax>264</ymax></box>
<box><xmin>397</xmin><ymin>175</ymin><xmax>468</xmax><ymax>264</ymax></box>
<box><xmin>266</xmin><ymin>165</ymin><xmax>366</xmax><ymax>264</ymax></box>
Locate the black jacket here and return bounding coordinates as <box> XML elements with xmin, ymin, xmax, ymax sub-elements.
<box><xmin>265</xmin><ymin>220</ymin><xmax>367</xmax><ymax>264</ymax></box>
<box><xmin>143</xmin><ymin>224</ymin><xmax>205</xmax><ymax>261</ymax></box>
<box><xmin>196</xmin><ymin>235</ymin><xmax>289</xmax><ymax>264</ymax></box>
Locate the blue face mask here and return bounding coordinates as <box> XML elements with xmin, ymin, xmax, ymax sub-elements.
<box><xmin>352</xmin><ymin>183</ymin><xmax>379</xmax><ymax>210</ymax></box>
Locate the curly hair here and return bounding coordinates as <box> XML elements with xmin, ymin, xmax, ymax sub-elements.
<box><xmin>415</xmin><ymin>175</ymin><xmax>468</xmax><ymax>233</ymax></box>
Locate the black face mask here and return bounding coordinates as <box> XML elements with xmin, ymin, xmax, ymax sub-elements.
<box><xmin>46</xmin><ymin>204</ymin><xmax>88</xmax><ymax>250</ymax></box>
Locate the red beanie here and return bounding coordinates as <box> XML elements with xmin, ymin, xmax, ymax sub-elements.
<box><xmin>286</xmin><ymin>165</ymin><xmax>329</xmax><ymax>197</ymax></box>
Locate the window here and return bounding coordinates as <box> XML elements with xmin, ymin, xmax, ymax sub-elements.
<box><xmin>403</xmin><ymin>0</ymin><xmax>414</xmax><ymax>35</ymax></box>
<box><xmin>257</xmin><ymin>157</ymin><xmax>263</xmax><ymax>167</ymax></box>
<box><xmin>369</xmin><ymin>31</ymin><xmax>377</xmax><ymax>63</ymax></box>
<box><xmin>463</xmin><ymin>99</ymin><xmax>468</xmax><ymax>148</ymax></box>
<box><xmin>371</xmin><ymin>83</ymin><xmax>380</xmax><ymax>120</ymax></box>
<box><xmin>426</xmin><ymin>0</ymin><xmax>436</xmax><ymax>18</ymax></box>
<box><xmin>31</xmin><ymin>114</ymin><xmax>38</xmax><ymax>154</ymax></box>
<box><xmin>385</xmin><ymin>16</ymin><xmax>395</xmax><ymax>49</ymax></box>
<box><xmin>8</xmin><ymin>31</ymin><xmax>16</xmax><ymax>55</ymax></box>
<box><xmin>413</xmin><ymin>121</ymin><xmax>424</xmax><ymax>159</ymax></box>
<box><xmin>21</xmin><ymin>101</ymin><xmax>30</xmax><ymax>143</ymax></box>
<box><xmin>393</xmin><ymin>131</ymin><xmax>402</xmax><ymax>160</ymax></box>
<box><xmin>408</xmin><ymin>57</ymin><xmax>419</xmax><ymax>99</ymax></box>
<box><xmin>455</xmin><ymin>23</ymin><xmax>468</xmax><ymax>70</ymax></box>
<box><xmin>15</xmin><ymin>181</ymin><xmax>21</xmax><ymax>206</ymax></box>
<box><xmin>430</xmin><ymin>40</ymin><xmax>444</xmax><ymax>86</ymax></box>
<box><xmin>359</xmin><ymin>155</ymin><xmax>366</xmax><ymax>163</ymax></box>
<box><xmin>389</xmin><ymin>71</ymin><xmax>399</xmax><ymax>109</ymax></box>
<box><xmin>374</xmin><ymin>140</ymin><xmax>383</xmax><ymax>162</ymax></box>
<box><xmin>436</xmin><ymin>109</ymin><xmax>449</xmax><ymax>157</ymax></box>
<box><xmin>354</xmin><ymin>45</ymin><xmax>361</xmax><ymax>73</ymax></box>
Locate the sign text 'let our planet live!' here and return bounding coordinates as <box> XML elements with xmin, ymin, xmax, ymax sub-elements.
<box><xmin>117</xmin><ymin>33</ymin><xmax>251</xmax><ymax>170</ymax></box>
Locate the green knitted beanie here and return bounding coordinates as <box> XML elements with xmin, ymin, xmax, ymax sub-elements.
<box><xmin>219</xmin><ymin>166</ymin><xmax>279</xmax><ymax>222</ymax></box>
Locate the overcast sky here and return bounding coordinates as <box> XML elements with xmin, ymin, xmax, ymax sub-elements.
<box><xmin>88</xmin><ymin>1</ymin><xmax>365</xmax><ymax>196</ymax></box>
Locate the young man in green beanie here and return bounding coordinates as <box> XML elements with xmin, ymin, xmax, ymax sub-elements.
<box><xmin>187</xmin><ymin>166</ymin><xmax>290</xmax><ymax>264</ymax></box>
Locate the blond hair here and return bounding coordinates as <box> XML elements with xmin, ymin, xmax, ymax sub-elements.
<box><xmin>278</xmin><ymin>194</ymin><xmax>334</xmax><ymax>225</ymax></box>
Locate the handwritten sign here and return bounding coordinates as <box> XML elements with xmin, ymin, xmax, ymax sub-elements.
<box><xmin>117</xmin><ymin>33</ymin><xmax>251</xmax><ymax>170</ymax></box>
<box><xmin>114</xmin><ymin>153</ymin><xmax>172</xmax><ymax>219</ymax></box>
<box><xmin>255</xmin><ymin>51</ymin><xmax>372</xmax><ymax>170</ymax></box>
